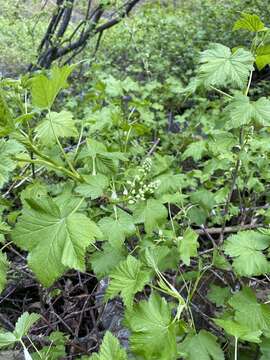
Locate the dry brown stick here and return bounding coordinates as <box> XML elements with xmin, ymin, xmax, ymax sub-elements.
<box><xmin>195</xmin><ymin>223</ymin><xmax>266</xmax><ymax>235</ymax></box>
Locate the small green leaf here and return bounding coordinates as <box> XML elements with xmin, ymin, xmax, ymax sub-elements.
<box><xmin>180</xmin><ymin>330</ymin><xmax>224</xmax><ymax>360</ymax></box>
<box><xmin>0</xmin><ymin>90</ymin><xmax>14</xmax><ymax>136</ymax></box>
<box><xmin>75</xmin><ymin>174</ymin><xmax>108</xmax><ymax>199</ymax></box>
<box><xmin>31</xmin><ymin>65</ymin><xmax>75</xmax><ymax>109</ymax></box>
<box><xmin>214</xmin><ymin>318</ymin><xmax>262</xmax><ymax>342</ymax></box>
<box><xmin>226</xmin><ymin>94</ymin><xmax>270</xmax><ymax>129</ymax></box>
<box><xmin>207</xmin><ymin>285</ymin><xmax>231</xmax><ymax>307</ymax></box>
<box><xmin>90</xmin><ymin>243</ymin><xmax>127</xmax><ymax>279</ymax></box>
<box><xmin>182</xmin><ymin>141</ymin><xmax>207</xmax><ymax>161</ymax></box>
<box><xmin>133</xmin><ymin>199</ymin><xmax>167</xmax><ymax>234</ymax></box>
<box><xmin>35</xmin><ymin>111</ymin><xmax>78</xmax><ymax>145</ymax></box>
<box><xmin>99</xmin><ymin>210</ymin><xmax>136</xmax><ymax>248</ymax></box>
<box><xmin>125</xmin><ymin>293</ymin><xmax>177</xmax><ymax>359</ymax></box>
<box><xmin>14</xmin><ymin>312</ymin><xmax>40</xmax><ymax>340</ymax></box>
<box><xmin>89</xmin><ymin>332</ymin><xmax>127</xmax><ymax>360</ymax></box>
<box><xmin>0</xmin><ymin>332</ymin><xmax>17</xmax><ymax>348</ymax></box>
<box><xmin>0</xmin><ymin>139</ymin><xmax>24</xmax><ymax>189</ymax></box>
<box><xmin>224</xmin><ymin>230</ymin><xmax>270</xmax><ymax>276</ymax></box>
<box><xmin>178</xmin><ymin>228</ymin><xmax>199</xmax><ymax>266</ymax></box>
<box><xmin>233</xmin><ymin>13</ymin><xmax>266</xmax><ymax>32</ymax></box>
<box><xmin>199</xmin><ymin>43</ymin><xmax>254</xmax><ymax>88</ymax></box>
<box><xmin>256</xmin><ymin>45</ymin><xmax>270</xmax><ymax>70</ymax></box>
<box><xmin>12</xmin><ymin>197</ymin><xmax>102</xmax><ymax>286</ymax></box>
<box><xmin>229</xmin><ymin>288</ymin><xmax>270</xmax><ymax>333</ymax></box>
<box><xmin>260</xmin><ymin>338</ymin><xmax>270</xmax><ymax>360</ymax></box>
<box><xmin>0</xmin><ymin>251</ymin><xmax>9</xmax><ymax>294</ymax></box>
<box><xmin>106</xmin><ymin>255</ymin><xmax>150</xmax><ymax>308</ymax></box>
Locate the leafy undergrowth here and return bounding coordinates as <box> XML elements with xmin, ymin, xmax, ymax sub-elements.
<box><xmin>2</xmin><ymin>12</ymin><xmax>270</xmax><ymax>360</ymax></box>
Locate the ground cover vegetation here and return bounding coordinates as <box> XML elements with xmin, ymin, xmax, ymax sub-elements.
<box><xmin>1</xmin><ymin>1</ymin><xmax>270</xmax><ymax>359</ymax></box>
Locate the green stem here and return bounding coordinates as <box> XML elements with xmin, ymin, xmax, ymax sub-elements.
<box><xmin>234</xmin><ymin>337</ymin><xmax>238</xmax><ymax>360</ymax></box>
<box><xmin>209</xmin><ymin>86</ymin><xmax>233</xmax><ymax>98</ymax></box>
<box><xmin>14</xmin><ymin>157</ymin><xmax>81</xmax><ymax>182</ymax></box>
<box><xmin>92</xmin><ymin>156</ymin><xmax>96</xmax><ymax>176</ymax></box>
<box><xmin>245</xmin><ymin>70</ymin><xmax>253</xmax><ymax>96</ymax></box>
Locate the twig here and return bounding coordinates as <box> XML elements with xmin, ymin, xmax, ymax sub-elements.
<box><xmin>147</xmin><ymin>138</ymin><xmax>160</xmax><ymax>156</ymax></box>
<box><xmin>195</xmin><ymin>223</ymin><xmax>266</xmax><ymax>235</ymax></box>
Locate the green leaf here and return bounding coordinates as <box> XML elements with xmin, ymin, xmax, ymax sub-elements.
<box><xmin>35</xmin><ymin>110</ymin><xmax>78</xmax><ymax>145</ymax></box>
<box><xmin>214</xmin><ymin>318</ymin><xmax>262</xmax><ymax>342</ymax></box>
<box><xmin>106</xmin><ymin>255</ymin><xmax>150</xmax><ymax>308</ymax></box>
<box><xmin>133</xmin><ymin>199</ymin><xmax>167</xmax><ymax>234</ymax></box>
<box><xmin>75</xmin><ymin>174</ymin><xmax>108</xmax><ymax>200</ymax></box>
<box><xmin>90</xmin><ymin>243</ymin><xmax>127</xmax><ymax>279</ymax></box>
<box><xmin>229</xmin><ymin>288</ymin><xmax>270</xmax><ymax>333</ymax></box>
<box><xmin>0</xmin><ymin>251</ymin><xmax>9</xmax><ymax>294</ymax></box>
<box><xmin>89</xmin><ymin>332</ymin><xmax>127</xmax><ymax>360</ymax></box>
<box><xmin>199</xmin><ymin>43</ymin><xmax>254</xmax><ymax>88</ymax></box>
<box><xmin>125</xmin><ymin>293</ymin><xmax>177</xmax><ymax>359</ymax></box>
<box><xmin>99</xmin><ymin>210</ymin><xmax>136</xmax><ymax>248</ymax></box>
<box><xmin>31</xmin><ymin>65</ymin><xmax>75</xmax><ymax>109</ymax></box>
<box><xmin>0</xmin><ymin>139</ymin><xmax>24</xmax><ymax>189</ymax></box>
<box><xmin>0</xmin><ymin>332</ymin><xmax>17</xmax><ymax>348</ymax></box>
<box><xmin>155</xmin><ymin>173</ymin><xmax>186</xmax><ymax>196</ymax></box>
<box><xmin>0</xmin><ymin>90</ymin><xmax>14</xmax><ymax>136</ymax></box>
<box><xmin>224</xmin><ymin>230</ymin><xmax>270</xmax><ymax>276</ymax></box>
<box><xmin>180</xmin><ymin>330</ymin><xmax>224</xmax><ymax>360</ymax></box>
<box><xmin>31</xmin><ymin>331</ymin><xmax>67</xmax><ymax>360</ymax></box>
<box><xmin>178</xmin><ymin>228</ymin><xmax>199</xmax><ymax>266</ymax></box>
<box><xmin>0</xmin><ymin>312</ymin><xmax>40</xmax><ymax>349</ymax></box>
<box><xmin>12</xmin><ymin>197</ymin><xmax>102</xmax><ymax>287</ymax></box>
<box><xmin>182</xmin><ymin>141</ymin><xmax>207</xmax><ymax>161</ymax></box>
<box><xmin>226</xmin><ymin>94</ymin><xmax>270</xmax><ymax>129</ymax></box>
<box><xmin>233</xmin><ymin>13</ymin><xmax>266</xmax><ymax>32</ymax></box>
<box><xmin>14</xmin><ymin>312</ymin><xmax>40</xmax><ymax>340</ymax></box>
<box><xmin>207</xmin><ymin>285</ymin><xmax>231</xmax><ymax>307</ymax></box>
<box><xmin>256</xmin><ymin>45</ymin><xmax>270</xmax><ymax>70</ymax></box>
<box><xmin>259</xmin><ymin>338</ymin><xmax>270</xmax><ymax>360</ymax></box>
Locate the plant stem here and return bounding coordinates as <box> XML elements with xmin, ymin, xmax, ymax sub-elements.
<box><xmin>209</xmin><ymin>86</ymin><xmax>233</xmax><ymax>98</ymax></box>
<box><xmin>234</xmin><ymin>337</ymin><xmax>238</xmax><ymax>360</ymax></box>
<box><xmin>13</xmin><ymin>157</ymin><xmax>81</xmax><ymax>182</ymax></box>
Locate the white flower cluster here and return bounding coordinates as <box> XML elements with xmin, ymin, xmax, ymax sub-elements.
<box><xmin>124</xmin><ymin>158</ymin><xmax>160</xmax><ymax>204</ymax></box>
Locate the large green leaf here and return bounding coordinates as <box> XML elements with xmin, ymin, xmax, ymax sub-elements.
<box><xmin>125</xmin><ymin>293</ymin><xmax>177</xmax><ymax>360</ymax></box>
<box><xmin>224</xmin><ymin>230</ymin><xmax>270</xmax><ymax>276</ymax></box>
<box><xmin>133</xmin><ymin>199</ymin><xmax>167</xmax><ymax>233</ymax></box>
<box><xmin>35</xmin><ymin>110</ymin><xmax>78</xmax><ymax>145</ymax></box>
<box><xmin>226</xmin><ymin>94</ymin><xmax>270</xmax><ymax>128</ymax></box>
<box><xmin>199</xmin><ymin>43</ymin><xmax>254</xmax><ymax>88</ymax></box>
<box><xmin>31</xmin><ymin>65</ymin><xmax>75</xmax><ymax>109</ymax></box>
<box><xmin>89</xmin><ymin>332</ymin><xmax>127</xmax><ymax>360</ymax></box>
<box><xmin>233</xmin><ymin>13</ymin><xmax>266</xmax><ymax>32</ymax></box>
<box><xmin>99</xmin><ymin>209</ymin><xmax>136</xmax><ymax>248</ymax></box>
<box><xmin>12</xmin><ymin>197</ymin><xmax>102</xmax><ymax>286</ymax></box>
<box><xmin>106</xmin><ymin>255</ymin><xmax>150</xmax><ymax>308</ymax></box>
<box><xmin>180</xmin><ymin>330</ymin><xmax>224</xmax><ymax>360</ymax></box>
